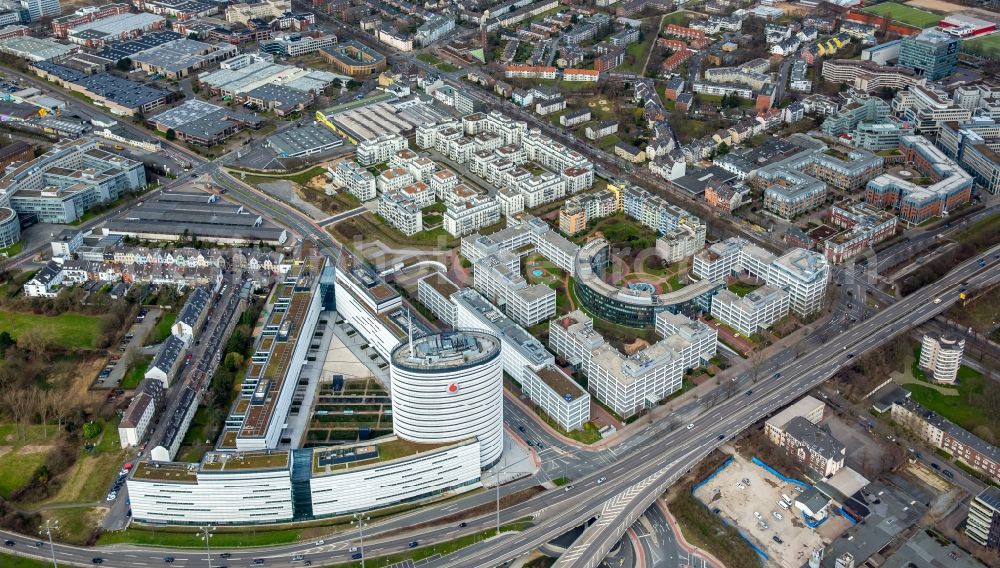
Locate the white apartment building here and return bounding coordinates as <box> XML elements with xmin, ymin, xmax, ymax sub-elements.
<box><xmin>919</xmin><ymin>331</ymin><xmax>965</xmax><ymax>384</ymax></box>
<box><xmin>118</xmin><ymin>379</ymin><xmax>163</xmax><ymax>449</ymax></box>
<box><xmin>710</xmin><ymin>285</ymin><xmax>790</xmax><ymax>336</ymax></box>
<box><xmin>482</xmin><ymin>111</ymin><xmax>528</xmax><ymax>145</ymax></box>
<box><xmin>518</xmin><ymin>173</ymin><xmax>567</xmax><ymax>208</ymax></box>
<box><xmin>332</xmin><ymin>160</ymin><xmax>376</xmax><ymax>202</ymax></box>
<box><xmin>416</xmin><ymin>119</ymin><xmax>461</xmax><ymax>149</ymax></box>
<box><xmin>378</xmin><ymin>190</ymin><xmax>423</xmax><ymax>235</ymax></box>
<box><xmin>655</xmin><ymin>217</ymin><xmax>707</xmax><ymax>263</ymax></box>
<box><xmin>376</xmin><ymin>167</ymin><xmax>415</xmax><ymax>193</ymax></box>
<box><xmin>523</xmin><ymin>129</ymin><xmax>592</xmax><ymax>174</ymax></box>
<box><xmin>390</xmin><ymin>149</ymin><xmax>436</xmax><ymax>183</ymax></box>
<box><xmin>430</xmin><ymin>169</ymin><xmax>459</xmax><ymax>198</ymax></box>
<box><xmin>444</xmin><ymin>195</ymin><xmax>501</xmax><ymax>237</ymax></box>
<box><xmin>521</xmin><ymin>366</ymin><xmax>591</xmax><ymax>431</ymax></box>
<box><xmin>357</xmin><ymin>133</ymin><xmax>407</xmax><ymax>166</ymax></box>
<box><xmin>497</xmin><ymin>188</ymin><xmax>525</xmax><ymax>217</ymax></box>
<box><xmin>474</xmin><ymin>251</ymin><xmax>556</xmax><ymax>327</ymax></box>
<box><xmin>562</xmin><ymin>167</ymin><xmax>594</xmax><ymax>193</ymax></box>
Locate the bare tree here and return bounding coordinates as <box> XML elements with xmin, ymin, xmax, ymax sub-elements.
<box><xmin>749</xmin><ymin>345</ymin><xmax>766</xmax><ymax>384</ymax></box>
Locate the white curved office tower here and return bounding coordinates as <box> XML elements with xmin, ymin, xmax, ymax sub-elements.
<box><xmin>390</xmin><ymin>330</ymin><xmax>503</xmax><ymax>468</ymax></box>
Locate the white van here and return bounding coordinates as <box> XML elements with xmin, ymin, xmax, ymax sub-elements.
<box><xmin>777</xmin><ymin>500</ymin><xmax>790</xmax><ymax>510</ymax></box>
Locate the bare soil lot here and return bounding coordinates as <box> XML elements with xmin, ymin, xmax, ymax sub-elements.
<box><xmin>693</xmin><ymin>453</ymin><xmax>848</xmax><ymax>568</ymax></box>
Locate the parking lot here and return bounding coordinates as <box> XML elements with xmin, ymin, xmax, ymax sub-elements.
<box><xmin>92</xmin><ymin>307</ymin><xmax>160</xmax><ymax>389</ymax></box>
<box><xmin>694</xmin><ymin>453</ymin><xmax>849</xmax><ymax>568</ymax></box>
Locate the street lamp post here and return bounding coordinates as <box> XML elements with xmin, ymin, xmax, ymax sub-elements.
<box><xmin>40</xmin><ymin>519</ymin><xmax>59</xmax><ymax>568</ymax></box>
<box><xmin>352</xmin><ymin>513</ymin><xmax>369</xmax><ymax>568</ymax></box>
<box><xmin>198</xmin><ymin>525</ymin><xmax>214</xmax><ymax>568</ymax></box>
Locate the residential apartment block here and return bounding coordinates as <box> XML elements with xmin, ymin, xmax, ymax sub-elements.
<box><xmin>474</xmin><ymin>251</ymin><xmax>555</xmax><ymax>327</ymax></box>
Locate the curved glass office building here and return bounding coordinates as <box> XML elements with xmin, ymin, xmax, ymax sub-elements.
<box><xmin>573</xmin><ymin>239</ymin><xmax>721</xmax><ymax>328</ymax></box>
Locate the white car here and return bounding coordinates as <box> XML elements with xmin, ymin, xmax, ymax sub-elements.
<box><xmin>933</xmin><ymin>298</ymin><xmax>941</xmax><ymax>304</ymax></box>
<box><xmin>314</xmin><ymin>540</ymin><xmax>325</xmax><ymax>546</ymax></box>
<box><xmin>106</xmin><ymin>492</ymin><xmax>117</xmax><ymax>502</ymax></box>
<box><xmin>772</xmin><ymin>511</ymin><xmax>783</xmax><ymax>520</ymax></box>
<box><xmin>597</xmin><ymin>477</ymin><xmax>606</xmax><ymax>484</ymax></box>
<box><xmin>753</xmin><ymin>511</ymin><xmax>762</xmax><ymax>520</ymax></box>
<box><xmin>759</xmin><ymin>521</ymin><xmax>769</xmax><ymax>530</ymax></box>
<box><xmin>686</xmin><ymin>423</ymin><xmax>695</xmax><ymax>430</ymax></box>
<box><xmin>735</xmin><ymin>482</ymin><xmax>745</xmax><ymax>489</ymax></box>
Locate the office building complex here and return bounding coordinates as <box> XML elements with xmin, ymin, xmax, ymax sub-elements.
<box><xmin>821</xmin><ymin>59</ymin><xmax>924</xmax><ymax>94</ymax></box>
<box><xmin>473</xmin><ymin>251</ymin><xmax>555</xmax><ymax>327</ymax></box>
<box><xmin>390</xmin><ymin>331</ymin><xmax>503</xmax><ymax>469</ymax></box>
<box><xmin>898</xmin><ymin>29</ymin><xmax>959</xmax><ymax>81</ymax></box>
<box><xmin>937</xmin><ymin>118</ymin><xmax>1000</xmax><ymax>195</ymax></box>
<box><xmin>892</xmin><ymin>84</ymin><xmax>972</xmax><ymax>134</ymax></box>
<box><xmin>550</xmin><ymin>310</ymin><xmax>715</xmax><ymax>419</ymax></box>
<box><xmin>710</xmin><ymin>285</ymin><xmax>790</xmax><ymax>337</ymax></box>
<box><xmin>694</xmin><ymin>238</ymin><xmax>830</xmax><ymax>317</ymax></box>
<box><xmin>919</xmin><ymin>331</ymin><xmax>965</xmax><ymax>384</ymax></box>
<box><xmin>574</xmin><ymin>238</ymin><xmax>721</xmax><ymax>328</ymax></box>
<box><xmin>866</xmin><ymin>135</ymin><xmax>973</xmax><ymax>224</ymax></box>
<box><xmin>966</xmin><ymin>487</ymin><xmax>1000</xmax><ymax>550</ymax></box>
<box><xmin>225</xmin><ymin>257</ymin><xmax>324</xmax><ymax>450</ymax></box>
<box><xmin>852</xmin><ymin>120</ymin><xmax>915</xmax><ymax>152</ymax></box>
<box><xmin>356</xmin><ymin>133</ymin><xmax>407</xmax><ymax>166</ymax></box>
<box><xmin>333</xmin><ymin>252</ymin><xmax>405</xmax><ymax>359</ymax></box>
<box><xmin>820</xmin><ymin>95</ymin><xmax>890</xmax><ymax>137</ymax></box>
<box><xmin>0</xmin><ymin>138</ymin><xmax>145</xmax><ymax>225</ymax></box>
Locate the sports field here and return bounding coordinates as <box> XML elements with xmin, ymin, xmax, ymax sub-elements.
<box><xmin>964</xmin><ymin>33</ymin><xmax>1000</xmax><ymax>58</ymax></box>
<box><xmin>862</xmin><ymin>2</ymin><xmax>942</xmax><ymax>27</ymax></box>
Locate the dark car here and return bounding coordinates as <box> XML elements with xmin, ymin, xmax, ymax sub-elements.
<box><xmin>717</xmin><ymin>434</ymin><xmax>725</xmax><ymax>440</ymax></box>
<box><xmin>931</xmin><ymin>463</ymin><xmax>941</xmax><ymax>470</ymax></box>
<box><xmin>408</xmin><ymin>541</ymin><xmax>419</xmax><ymax>548</ymax></box>
<box><xmin>92</xmin><ymin>559</ymin><xmax>104</xmax><ymax>565</ymax></box>
<box><xmin>942</xmin><ymin>470</ymin><xmax>954</xmax><ymax>479</ymax></box>
<box><xmin>219</xmin><ymin>553</ymin><xmax>232</xmax><ymax>558</ymax></box>
<box><xmin>4</xmin><ymin>540</ymin><xmax>14</xmax><ymax>546</ymax></box>
<box><xmin>351</xmin><ymin>553</ymin><xmax>363</xmax><ymax>560</ymax></box>
<box><xmin>253</xmin><ymin>560</ymin><xmax>265</xmax><ymax>565</ymax></box>
<box><xmin>459</xmin><ymin>522</ymin><xmax>467</xmax><ymax>528</ymax></box>
<box><xmin>773</xmin><ymin>373</ymin><xmax>781</xmax><ymax>379</ymax></box>
<box><xmin>746</xmin><ymin>390</ymin><xmax>753</xmax><ymax>396</ymax></box>
<box><xmin>772</xmin><ymin>536</ymin><xmax>783</xmax><ymax>544</ymax></box>
<box><xmin>164</xmin><ymin>558</ymin><xmax>174</xmax><ymax>563</ymax></box>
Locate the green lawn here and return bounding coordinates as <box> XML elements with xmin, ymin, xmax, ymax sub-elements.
<box><xmin>40</xmin><ymin>507</ymin><xmax>101</xmax><ymax>545</ymax></box>
<box><xmin>903</xmin><ymin>365</ymin><xmax>993</xmax><ymax>439</ymax></box>
<box><xmin>98</xmin><ymin>528</ymin><xmax>301</xmax><ymax>548</ymax></box>
<box><xmin>954</xmin><ymin>212</ymin><xmax>1000</xmax><ymax>248</ymax></box>
<box><xmin>727</xmin><ymin>281</ymin><xmax>761</xmax><ymax>297</ymax></box>
<box><xmin>862</xmin><ymin>3</ymin><xmax>941</xmax><ymax>27</ymax></box>
<box><xmin>0</xmin><ymin>241</ymin><xmax>24</xmax><ymax>257</ymax></box>
<box><xmin>0</xmin><ymin>311</ymin><xmax>101</xmax><ymax>349</ymax></box>
<box><xmin>0</xmin><ymin>450</ymin><xmax>46</xmax><ymax>499</ymax></box>
<box><xmin>621</xmin><ymin>32</ymin><xmax>655</xmax><ymax>74</ymax></box>
<box><xmin>963</xmin><ymin>33</ymin><xmax>1000</xmax><ymax>58</ymax></box>
<box><xmin>121</xmin><ymin>355</ymin><xmax>152</xmax><ymax>389</ymax></box>
<box><xmin>148</xmin><ymin>311</ymin><xmax>177</xmax><ymax>345</ymax></box>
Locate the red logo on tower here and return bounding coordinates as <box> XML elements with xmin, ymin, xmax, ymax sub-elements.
<box><xmin>448</xmin><ymin>383</ymin><xmax>458</xmax><ymax>393</ymax></box>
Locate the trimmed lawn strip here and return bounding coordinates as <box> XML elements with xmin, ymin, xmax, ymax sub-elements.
<box><xmin>98</xmin><ymin>528</ymin><xmax>301</xmax><ymax>548</ymax></box>
<box><xmin>148</xmin><ymin>311</ymin><xmax>177</xmax><ymax>345</ymax></box>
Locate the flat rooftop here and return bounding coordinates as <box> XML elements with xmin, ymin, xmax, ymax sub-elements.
<box><xmin>391</xmin><ymin>330</ymin><xmax>500</xmax><ymax>371</ymax></box>
<box><xmin>200</xmin><ymin>450</ymin><xmax>290</xmax><ymax>472</ymax></box>
<box><xmin>536</xmin><ymin>366</ymin><xmax>585</xmax><ymax>400</ymax></box>
<box><xmin>312</xmin><ymin>437</ymin><xmax>456</xmax><ymax>475</ymax></box>
<box><xmin>131</xmin><ymin>461</ymin><xmax>198</xmax><ymax>483</ymax></box>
